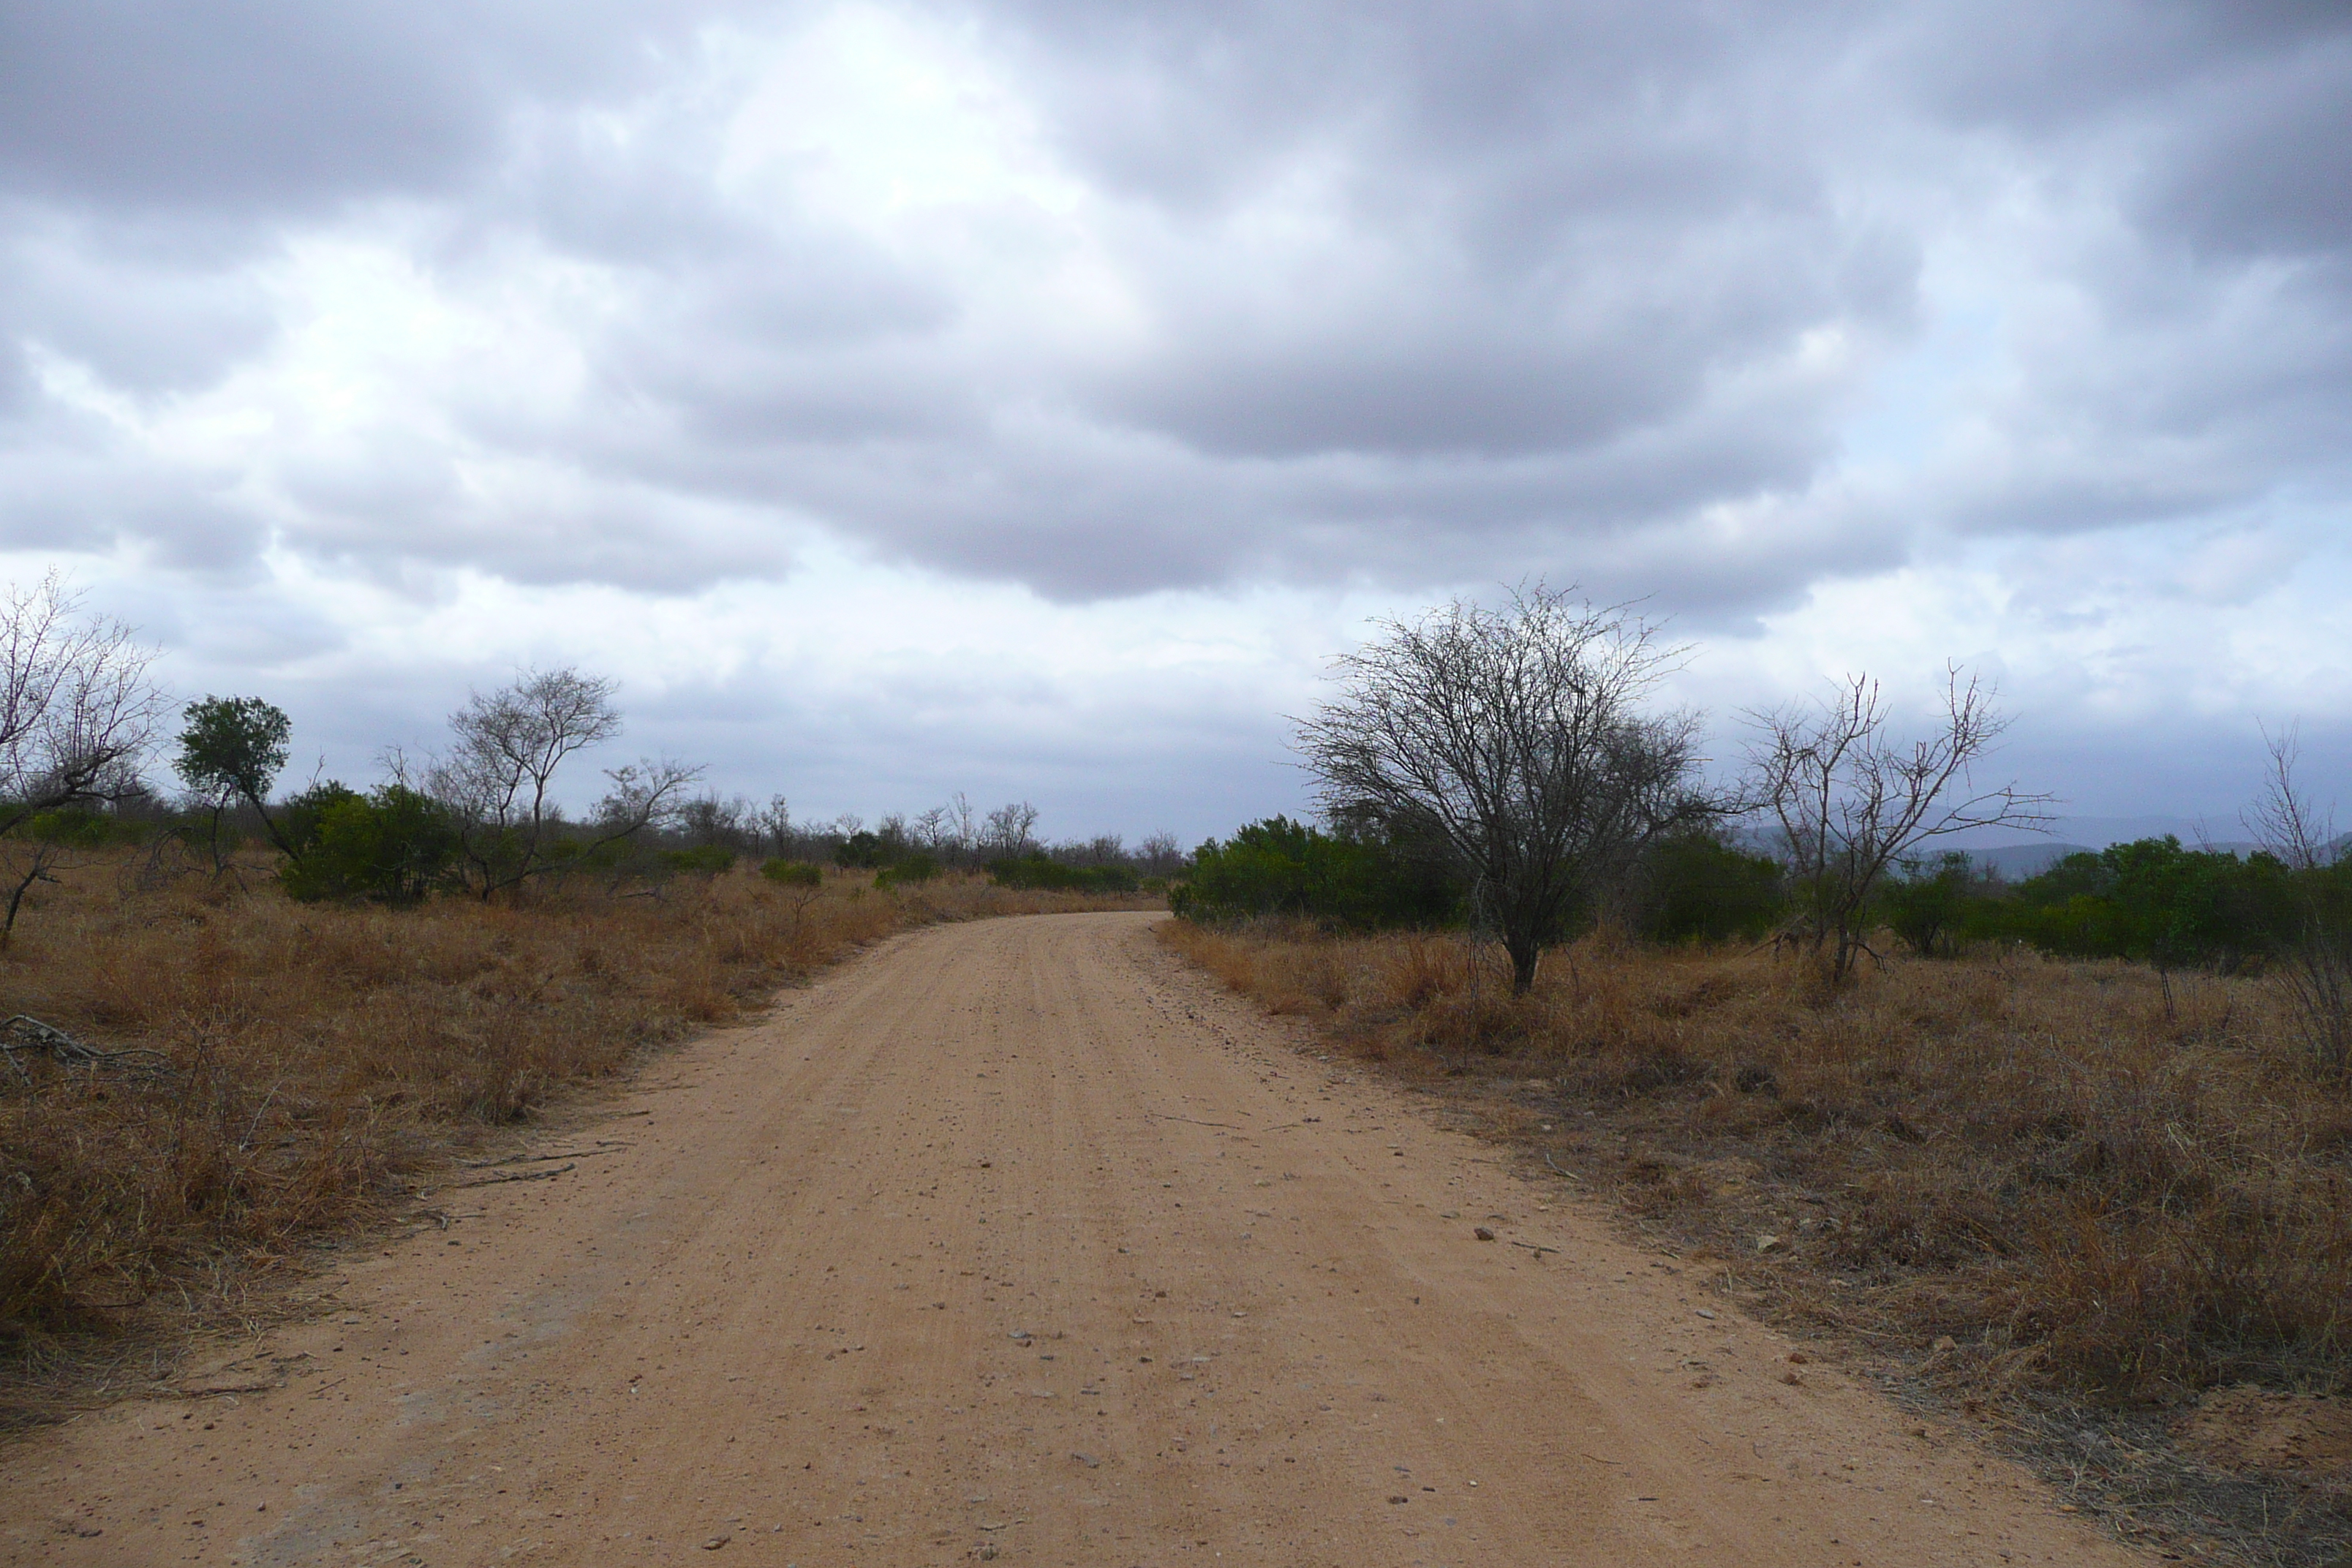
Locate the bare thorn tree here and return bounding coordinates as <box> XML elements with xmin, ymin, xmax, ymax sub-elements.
<box><xmin>2246</xmin><ymin>725</ymin><xmax>2351</xmax><ymax>1075</ymax></box>
<box><xmin>1297</xmin><ymin>585</ymin><xmax>1714</xmax><ymax>993</ymax></box>
<box><xmin>755</xmin><ymin>794</ymin><xmax>793</xmax><ymax>858</ymax></box>
<box><xmin>677</xmin><ymin>791</ymin><xmax>753</xmax><ymax>850</ymax></box>
<box><xmin>1139</xmin><ymin>831</ymin><xmax>1185</xmax><ymax>876</ymax></box>
<box><xmin>592</xmin><ymin>759</ymin><xmax>708</xmax><ymax>843</ymax></box>
<box><xmin>430</xmin><ymin>668</ymin><xmax>622</xmax><ymax>897</ymax></box>
<box><xmin>0</xmin><ymin>574</ymin><xmax>167</xmax><ymax>938</ymax></box>
<box><xmin>911</xmin><ymin>804</ymin><xmax>952</xmax><ymax>854</ymax></box>
<box><xmin>2247</xmin><ymin>723</ymin><xmax>2333</xmax><ymax>872</ymax></box>
<box><xmin>0</xmin><ymin>571</ymin><xmax>169</xmax><ymax>837</ymax></box>
<box><xmin>983</xmin><ymin>801</ymin><xmax>1041</xmax><ymax>859</ymax></box>
<box><xmin>1746</xmin><ymin>668</ymin><xmax>2053</xmax><ymax>983</ymax></box>
<box><xmin>428</xmin><ymin>668</ymin><xmax>701</xmax><ymax>898</ymax></box>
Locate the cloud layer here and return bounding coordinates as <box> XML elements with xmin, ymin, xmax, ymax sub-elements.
<box><xmin>1</xmin><ymin>0</ymin><xmax>2348</xmax><ymax>829</ymax></box>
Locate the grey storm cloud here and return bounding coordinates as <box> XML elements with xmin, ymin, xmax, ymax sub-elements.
<box><xmin>1</xmin><ymin>0</ymin><xmax>2349</xmax><ymax>615</ymax></box>
<box><xmin>0</xmin><ymin>1</ymin><xmax>747</xmax><ymax>213</ymax></box>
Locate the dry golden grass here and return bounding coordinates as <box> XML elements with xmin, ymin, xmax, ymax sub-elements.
<box><xmin>1163</xmin><ymin>918</ymin><xmax>2352</xmax><ymax>1556</ymax></box>
<box><xmin>0</xmin><ymin>853</ymin><xmax>1155</xmax><ymax>1400</ymax></box>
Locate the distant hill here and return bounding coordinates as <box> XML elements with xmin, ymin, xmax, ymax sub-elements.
<box><xmin>1731</xmin><ymin>821</ymin><xmax>2344</xmax><ymax>881</ymax></box>
<box><xmin>1964</xmin><ymin>842</ymin><xmax>2087</xmax><ymax>881</ymax></box>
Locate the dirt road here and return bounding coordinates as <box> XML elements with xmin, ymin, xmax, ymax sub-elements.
<box><xmin>3</xmin><ymin>913</ymin><xmax>2143</xmax><ymax>1567</ymax></box>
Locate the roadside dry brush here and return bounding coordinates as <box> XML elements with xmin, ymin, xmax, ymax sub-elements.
<box><xmin>1</xmin><ymin>854</ymin><xmax>1153</xmax><ymax>1401</ymax></box>
<box><xmin>1164</xmin><ymin>919</ymin><xmax>2352</xmax><ymax>1406</ymax></box>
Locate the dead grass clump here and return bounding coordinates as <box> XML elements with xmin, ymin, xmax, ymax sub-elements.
<box><xmin>1158</xmin><ymin>919</ymin><xmax>2352</xmax><ymax>1407</ymax></box>
<box><xmin>1163</xmin><ymin>918</ymin><xmax>2352</xmax><ymax>1556</ymax></box>
<box><xmin>1</xmin><ymin>859</ymin><xmax>1155</xmax><ymax>1395</ymax></box>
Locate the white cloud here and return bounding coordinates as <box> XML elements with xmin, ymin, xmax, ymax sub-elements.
<box><xmin>1</xmin><ymin>0</ymin><xmax>2348</xmax><ymax>832</ymax></box>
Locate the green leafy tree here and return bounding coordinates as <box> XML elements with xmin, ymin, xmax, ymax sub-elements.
<box><xmin>173</xmin><ymin>695</ymin><xmax>295</xmax><ymax>868</ymax></box>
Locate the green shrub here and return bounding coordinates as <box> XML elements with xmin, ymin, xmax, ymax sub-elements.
<box><xmin>1877</xmin><ymin>851</ymin><xmax>1983</xmax><ymax>957</ymax></box>
<box><xmin>22</xmin><ymin>808</ymin><xmax>149</xmax><ymax>848</ymax></box>
<box><xmin>835</xmin><ymin>831</ymin><xmax>889</xmax><ymax>869</ymax></box>
<box><xmin>760</xmin><ymin>859</ymin><xmax>824</xmax><ymax>889</ymax></box>
<box><xmin>988</xmin><ymin>854</ymin><xmax>1140</xmax><ymax>894</ymax></box>
<box><xmin>278</xmin><ymin>785</ymin><xmax>460</xmax><ymax>903</ymax></box>
<box><xmin>1169</xmin><ymin>817</ymin><xmax>1455</xmax><ymax>928</ymax></box>
<box><xmin>659</xmin><ymin>845</ymin><xmax>737</xmax><ymax>875</ymax></box>
<box><xmin>1631</xmin><ymin>831</ymin><xmax>1785</xmax><ymax>943</ymax></box>
<box><xmin>277</xmin><ymin>781</ymin><xmax>363</xmax><ymax>857</ymax></box>
<box><xmin>875</xmin><ymin>853</ymin><xmax>941</xmax><ymax>889</ymax></box>
<box><xmin>1992</xmin><ymin>837</ymin><xmax>2297</xmax><ymax>974</ymax></box>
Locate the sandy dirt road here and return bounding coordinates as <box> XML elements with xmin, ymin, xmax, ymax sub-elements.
<box><xmin>2</xmin><ymin>913</ymin><xmax>2144</xmax><ymax>1567</ymax></box>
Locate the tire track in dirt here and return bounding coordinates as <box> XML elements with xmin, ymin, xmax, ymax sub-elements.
<box><xmin>1</xmin><ymin>913</ymin><xmax>2146</xmax><ymax>1567</ymax></box>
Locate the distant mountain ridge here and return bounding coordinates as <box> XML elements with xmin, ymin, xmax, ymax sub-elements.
<box><xmin>1727</xmin><ymin>820</ymin><xmax>2352</xmax><ymax>883</ymax></box>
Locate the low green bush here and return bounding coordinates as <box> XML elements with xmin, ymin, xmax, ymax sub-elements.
<box><xmin>988</xmin><ymin>854</ymin><xmax>1140</xmax><ymax>894</ymax></box>
<box><xmin>1630</xmin><ymin>831</ymin><xmax>1785</xmax><ymax>944</ymax></box>
<box><xmin>1168</xmin><ymin>817</ymin><xmax>1455</xmax><ymax>928</ymax></box>
<box><xmin>1877</xmin><ymin>851</ymin><xmax>1981</xmax><ymax>957</ymax></box>
<box><xmin>835</xmin><ymin>831</ymin><xmax>890</xmax><ymax>869</ymax></box>
<box><xmin>21</xmin><ymin>808</ymin><xmax>151</xmax><ymax>848</ymax></box>
<box><xmin>277</xmin><ymin>781</ymin><xmax>363</xmax><ymax>857</ymax></box>
<box><xmin>1991</xmin><ymin>837</ymin><xmax>2298</xmax><ymax>974</ymax></box>
<box><xmin>875</xmin><ymin>853</ymin><xmax>941</xmax><ymax>889</ymax></box>
<box><xmin>760</xmin><ymin>859</ymin><xmax>824</xmax><ymax>889</ymax></box>
<box><xmin>660</xmin><ymin>845</ymin><xmax>737</xmax><ymax>875</ymax></box>
<box><xmin>278</xmin><ymin>785</ymin><xmax>459</xmax><ymax>903</ymax></box>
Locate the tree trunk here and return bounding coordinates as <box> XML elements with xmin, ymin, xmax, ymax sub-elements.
<box><xmin>1506</xmin><ymin>935</ymin><xmax>1541</xmax><ymax>994</ymax></box>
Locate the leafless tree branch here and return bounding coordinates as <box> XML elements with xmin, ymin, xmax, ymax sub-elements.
<box><xmin>1744</xmin><ymin>666</ymin><xmax>2053</xmax><ymax>982</ymax></box>
<box><xmin>0</xmin><ymin>571</ymin><xmax>169</xmax><ymax>838</ymax></box>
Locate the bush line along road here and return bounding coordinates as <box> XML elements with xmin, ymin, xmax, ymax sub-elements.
<box><xmin>4</xmin><ymin>914</ymin><xmax>2133</xmax><ymax>1567</ymax></box>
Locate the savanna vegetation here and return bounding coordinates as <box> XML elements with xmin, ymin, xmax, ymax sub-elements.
<box><xmin>1163</xmin><ymin>587</ymin><xmax>2352</xmax><ymax>1561</ymax></box>
<box><xmin>0</xmin><ymin>578</ymin><xmax>1163</xmax><ymax>1414</ymax></box>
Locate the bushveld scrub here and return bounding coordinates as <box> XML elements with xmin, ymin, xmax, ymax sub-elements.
<box><xmin>987</xmin><ymin>853</ymin><xmax>1141</xmax><ymax>894</ymax></box>
<box><xmin>1161</xmin><ymin>918</ymin><xmax>2352</xmax><ymax>1553</ymax></box>
<box><xmin>0</xmin><ymin>852</ymin><xmax>1155</xmax><ymax>1406</ymax></box>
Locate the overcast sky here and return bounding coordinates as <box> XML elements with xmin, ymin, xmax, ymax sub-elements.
<box><xmin>3</xmin><ymin>0</ymin><xmax>2348</xmax><ymax>843</ymax></box>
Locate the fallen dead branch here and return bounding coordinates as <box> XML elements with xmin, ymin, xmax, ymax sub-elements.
<box><xmin>457</xmin><ymin>1144</ymin><xmax>627</xmax><ymax>1170</ymax></box>
<box><xmin>0</xmin><ymin>1014</ymin><xmax>173</xmax><ymax>1084</ymax></box>
<box><xmin>444</xmin><ymin>1161</ymin><xmax>576</xmax><ymax>1190</ymax></box>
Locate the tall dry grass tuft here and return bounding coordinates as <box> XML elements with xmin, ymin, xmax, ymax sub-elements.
<box><xmin>1161</xmin><ymin>920</ymin><xmax>2352</xmax><ymax>1409</ymax></box>
<box><xmin>1</xmin><ymin>856</ymin><xmax>1153</xmax><ymax>1390</ymax></box>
